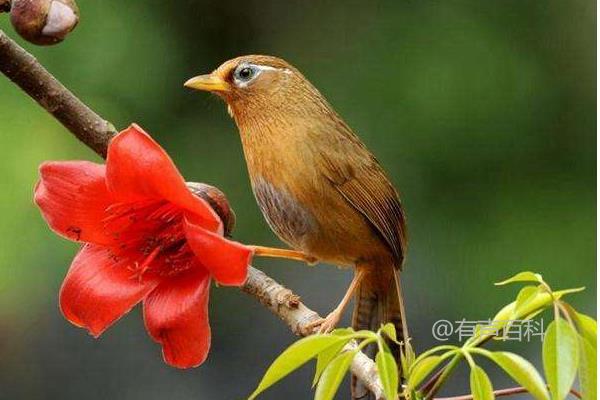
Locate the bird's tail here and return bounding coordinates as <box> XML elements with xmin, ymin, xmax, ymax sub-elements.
<box><xmin>351</xmin><ymin>267</ymin><xmax>408</xmax><ymax>400</ymax></box>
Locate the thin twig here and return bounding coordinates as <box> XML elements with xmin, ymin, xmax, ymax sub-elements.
<box><xmin>0</xmin><ymin>28</ymin><xmax>385</xmax><ymax>398</ymax></box>
<box><xmin>435</xmin><ymin>386</ymin><xmax>583</xmax><ymax>400</ymax></box>
<box><xmin>421</xmin><ymin>333</ymin><xmax>496</xmax><ymax>397</ymax></box>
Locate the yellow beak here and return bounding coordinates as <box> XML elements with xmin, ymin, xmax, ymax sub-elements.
<box><xmin>184</xmin><ymin>74</ymin><xmax>228</xmax><ymax>92</ymax></box>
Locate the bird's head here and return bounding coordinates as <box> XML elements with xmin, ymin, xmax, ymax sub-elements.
<box><xmin>184</xmin><ymin>55</ymin><xmax>327</xmax><ymax>125</ymax></box>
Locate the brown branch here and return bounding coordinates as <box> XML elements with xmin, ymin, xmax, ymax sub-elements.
<box><xmin>242</xmin><ymin>267</ymin><xmax>384</xmax><ymax>399</ymax></box>
<box><xmin>0</xmin><ymin>28</ymin><xmax>384</xmax><ymax>398</ymax></box>
<box><xmin>435</xmin><ymin>386</ymin><xmax>582</xmax><ymax>400</ymax></box>
<box><xmin>0</xmin><ymin>29</ymin><xmax>116</xmax><ymax>157</ymax></box>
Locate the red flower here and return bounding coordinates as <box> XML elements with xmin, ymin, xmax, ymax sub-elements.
<box><xmin>34</xmin><ymin>124</ymin><xmax>252</xmax><ymax>368</ymax></box>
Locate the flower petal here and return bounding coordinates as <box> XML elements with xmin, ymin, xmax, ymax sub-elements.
<box><xmin>34</xmin><ymin>161</ymin><xmax>113</xmax><ymax>245</ymax></box>
<box><xmin>143</xmin><ymin>268</ymin><xmax>211</xmax><ymax>368</ymax></box>
<box><xmin>184</xmin><ymin>217</ymin><xmax>251</xmax><ymax>286</ymax></box>
<box><xmin>106</xmin><ymin>124</ymin><xmax>221</xmax><ymax>232</ymax></box>
<box><xmin>60</xmin><ymin>244</ymin><xmax>160</xmax><ymax>337</ymax></box>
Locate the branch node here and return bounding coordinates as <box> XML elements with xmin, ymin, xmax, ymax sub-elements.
<box><xmin>275</xmin><ymin>289</ymin><xmax>300</xmax><ymax>309</ymax></box>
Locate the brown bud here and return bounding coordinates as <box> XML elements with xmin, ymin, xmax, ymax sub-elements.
<box><xmin>0</xmin><ymin>0</ymin><xmax>11</xmax><ymax>13</ymax></box>
<box><xmin>10</xmin><ymin>0</ymin><xmax>79</xmax><ymax>45</ymax></box>
<box><xmin>186</xmin><ymin>182</ymin><xmax>237</xmax><ymax>237</ymax></box>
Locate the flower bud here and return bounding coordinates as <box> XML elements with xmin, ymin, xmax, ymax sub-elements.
<box><xmin>10</xmin><ymin>0</ymin><xmax>79</xmax><ymax>45</ymax></box>
<box><xmin>187</xmin><ymin>182</ymin><xmax>237</xmax><ymax>237</ymax></box>
<box><xmin>0</xmin><ymin>0</ymin><xmax>11</xmax><ymax>13</ymax></box>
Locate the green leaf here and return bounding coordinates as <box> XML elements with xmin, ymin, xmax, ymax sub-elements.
<box><xmin>493</xmin><ymin>287</ymin><xmax>585</xmax><ymax>322</ymax></box>
<box><xmin>380</xmin><ymin>323</ymin><xmax>399</xmax><ymax>343</ymax></box>
<box><xmin>314</xmin><ymin>350</ymin><xmax>357</xmax><ymax>400</ymax></box>
<box><xmin>543</xmin><ymin>319</ymin><xmax>580</xmax><ymax>400</ymax></box>
<box><xmin>353</xmin><ymin>329</ymin><xmax>380</xmax><ymax>340</ymax></box>
<box><xmin>330</xmin><ymin>327</ymin><xmax>355</xmax><ymax>336</ymax></box>
<box><xmin>400</xmin><ymin>339</ymin><xmax>416</xmax><ymax>378</ymax></box>
<box><xmin>522</xmin><ymin>307</ymin><xmax>546</xmax><ymax>322</ymax></box>
<box><xmin>488</xmin><ymin>351</ymin><xmax>550</xmax><ymax>400</ymax></box>
<box><xmin>491</xmin><ymin>288</ymin><xmax>584</xmax><ymax>332</ymax></box>
<box><xmin>576</xmin><ymin>313</ymin><xmax>597</xmax><ymax>347</ymax></box>
<box><xmin>469</xmin><ymin>365</ymin><xmax>494</xmax><ymax>400</ymax></box>
<box><xmin>376</xmin><ymin>350</ymin><xmax>399</xmax><ymax>400</ymax></box>
<box><xmin>578</xmin><ymin>334</ymin><xmax>597</xmax><ymax>400</ymax></box>
<box><xmin>513</xmin><ymin>285</ymin><xmax>542</xmax><ymax>318</ymax></box>
<box><xmin>412</xmin><ymin>345</ymin><xmax>459</xmax><ymax>367</ymax></box>
<box><xmin>567</xmin><ymin>308</ymin><xmax>597</xmax><ymax>348</ymax></box>
<box><xmin>492</xmin><ymin>291</ymin><xmax>553</xmax><ymax>325</ymax></box>
<box><xmin>495</xmin><ymin>271</ymin><xmax>544</xmax><ymax>286</ymax></box>
<box><xmin>313</xmin><ymin>339</ymin><xmax>350</xmax><ymax>386</ymax></box>
<box><xmin>248</xmin><ymin>335</ymin><xmax>347</xmax><ymax>400</ymax></box>
<box><xmin>407</xmin><ymin>355</ymin><xmax>444</xmax><ymax>391</ymax></box>
<box><xmin>553</xmin><ymin>287</ymin><xmax>585</xmax><ymax>297</ymax></box>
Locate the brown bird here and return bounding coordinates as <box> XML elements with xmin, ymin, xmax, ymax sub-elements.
<box><xmin>185</xmin><ymin>55</ymin><xmax>408</xmax><ymax>398</ymax></box>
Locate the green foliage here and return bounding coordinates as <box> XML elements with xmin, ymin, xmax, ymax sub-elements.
<box><xmin>485</xmin><ymin>351</ymin><xmax>549</xmax><ymax>400</ymax></box>
<box><xmin>314</xmin><ymin>350</ymin><xmax>358</xmax><ymax>400</ymax></box>
<box><xmin>543</xmin><ymin>318</ymin><xmax>580</xmax><ymax>400</ymax></box>
<box><xmin>469</xmin><ymin>365</ymin><xmax>494</xmax><ymax>400</ymax></box>
<box><xmin>567</xmin><ymin>307</ymin><xmax>598</xmax><ymax>347</ymax></box>
<box><xmin>249</xmin><ymin>326</ymin><xmax>394</xmax><ymax>399</ymax></box>
<box><xmin>564</xmin><ymin>304</ymin><xmax>598</xmax><ymax>399</ymax></box>
<box><xmin>248</xmin><ymin>334</ymin><xmax>353</xmax><ymax>400</ymax></box>
<box><xmin>375</xmin><ymin>344</ymin><xmax>399</xmax><ymax>400</ymax></box>
<box><xmin>495</xmin><ymin>271</ymin><xmax>545</xmax><ymax>286</ymax></box>
<box><xmin>380</xmin><ymin>322</ymin><xmax>400</xmax><ymax>344</ymax></box>
<box><xmin>577</xmin><ymin>335</ymin><xmax>597</xmax><ymax>400</ymax></box>
<box><xmin>312</xmin><ymin>338</ymin><xmax>351</xmax><ymax>387</ymax></box>
<box><xmin>250</xmin><ymin>271</ymin><xmax>595</xmax><ymax>400</ymax></box>
<box><xmin>399</xmin><ymin>338</ymin><xmax>416</xmax><ymax>378</ymax></box>
<box><xmin>406</xmin><ymin>355</ymin><xmax>445</xmax><ymax>391</ymax></box>
<box><xmin>512</xmin><ymin>285</ymin><xmax>543</xmax><ymax>319</ymax></box>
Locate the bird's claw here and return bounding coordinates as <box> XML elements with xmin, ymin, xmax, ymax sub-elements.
<box><xmin>305</xmin><ymin>255</ymin><xmax>319</xmax><ymax>266</ymax></box>
<box><xmin>307</xmin><ymin>310</ymin><xmax>341</xmax><ymax>334</ymax></box>
<box><xmin>306</xmin><ymin>318</ymin><xmax>324</xmax><ymax>332</ymax></box>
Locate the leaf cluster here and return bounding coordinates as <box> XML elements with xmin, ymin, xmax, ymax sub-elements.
<box><xmin>407</xmin><ymin>271</ymin><xmax>595</xmax><ymax>400</ymax></box>
<box><xmin>248</xmin><ymin>325</ymin><xmax>401</xmax><ymax>400</ymax></box>
<box><xmin>249</xmin><ymin>271</ymin><xmax>596</xmax><ymax>400</ymax></box>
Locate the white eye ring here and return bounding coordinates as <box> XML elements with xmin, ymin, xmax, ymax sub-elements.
<box><xmin>233</xmin><ymin>63</ymin><xmax>261</xmax><ymax>87</ymax></box>
<box><xmin>232</xmin><ymin>63</ymin><xmax>292</xmax><ymax>87</ymax></box>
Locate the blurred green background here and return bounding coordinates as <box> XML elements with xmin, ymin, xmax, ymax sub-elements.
<box><xmin>0</xmin><ymin>1</ymin><xmax>595</xmax><ymax>399</ymax></box>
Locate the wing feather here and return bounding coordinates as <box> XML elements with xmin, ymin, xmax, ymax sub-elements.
<box><xmin>319</xmin><ymin>141</ymin><xmax>407</xmax><ymax>267</ymax></box>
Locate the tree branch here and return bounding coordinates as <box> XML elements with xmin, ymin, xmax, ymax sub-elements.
<box><xmin>242</xmin><ymin>267</ymin><xmax>384</xmax><ymax>399</ymax></box>
<box><xmin>0</xmin><ymin>29</ymin><xmax>116</xmax><ymax>157</ymax></box>
<box><xmin>0</xmin><ymin>28</ymin><xmax>384</xmax><ymax>398</ymax></box>
<box><xmin>434</xmin><ymin>386</ymin><xmax>582</xmax><ymax>400</ymax></box>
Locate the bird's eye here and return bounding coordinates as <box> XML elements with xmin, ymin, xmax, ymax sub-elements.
<box><xmin>233</xmin><ymin>64</ymin><xmax>259</xmax><ymax>85</ymax></box>
<box><xmin>238</xmin><ymin>67</ymin><xmax>253</xmax><ymax>80</ymax></box>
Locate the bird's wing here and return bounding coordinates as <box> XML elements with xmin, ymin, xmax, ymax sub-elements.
<box><xmin>318</xmin><ymin>136</ymin><xmax>407</xmax><ymax>266</ymax></box>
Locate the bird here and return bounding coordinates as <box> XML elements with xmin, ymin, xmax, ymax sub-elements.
<box><xmin>185</xmin><ymin>55</ymin><xmax>408</xmax><ymax>399</ymax></box>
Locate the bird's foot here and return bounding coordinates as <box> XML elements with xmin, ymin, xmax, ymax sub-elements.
<box><xmin>308</xmin><ymin>309</ymin><xmax>342</xmax><ymax>334</ymax></box>
<box><xmin>248</xmin><ymin>245</ymin><xmax>318</xmax><ymax>266</ymax></box>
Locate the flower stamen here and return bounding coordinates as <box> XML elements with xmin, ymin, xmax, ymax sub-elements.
<box><xmin>129</xmin><ymin>246</ymin><xmax>161</xmax><ymax>282</ymax></box>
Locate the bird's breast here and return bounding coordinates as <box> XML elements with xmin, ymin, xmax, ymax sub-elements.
<box><xmin>251</xmin><ymin>175</ymin><xmax>317</xmax><ymax>250</ymax></box>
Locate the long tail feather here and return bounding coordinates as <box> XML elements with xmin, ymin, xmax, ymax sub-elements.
<box><xmin>351</xmin><ymin>267</ymin><xmax>407</xmax><ymax>400</ymax></box>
